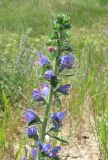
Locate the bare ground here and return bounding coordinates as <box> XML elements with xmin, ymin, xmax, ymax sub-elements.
<box><xmin>61</xmin><ymin>96</ymin><xmax>101</xmax><ymax>160</ymax></box>
<box><xmin>2</xmin><ymin>96</ymin><xmax>102</xmax><ymax>160</ymax></box>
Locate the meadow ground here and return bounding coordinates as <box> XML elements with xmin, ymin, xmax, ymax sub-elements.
<box><xmin>0</xmin><ymin>0</ymin><xmax>108</xmax><ymax>159</ymax></box>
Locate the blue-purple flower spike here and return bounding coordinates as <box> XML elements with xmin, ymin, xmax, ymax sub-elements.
<box><xmin>24</xmin><ymin>15</ymin><xmax>73</xmax><ymax>160</ymax></box>
<box><xmin>27</xmin><ymin>126</ymin><xmax>38</xmax><ymax>138</ymax></box>
<box><xmin>38</xmin><ymin>52</ymin><xmax>49</xmax><ymax>66</ymax></box>
<box><xmin>56</xmin><ymin>84</ymin><xmax>71</xmax><ymax>95</ymax></box>
<box><xmin>24</xmin><ymin>109</ymin><xmax>38</xmax><ymax>124</ymax></box>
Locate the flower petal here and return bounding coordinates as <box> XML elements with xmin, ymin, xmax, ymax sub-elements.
<box><xmin>49</xmin><ymin>146</ymin><xmax>61</xmax><ymax>158</ymax></box>
<box><xmin>32</xmin><ymin>88</ymin><xmax>43</xmax><ymax>101</ymax></box>
<box><xmin>44</xmin><ymin>70</ymin><xmax>55</xmax><ymax>81</ymax></box>
<box><xmin>40</xmin><ymin>84</ymin><xmax>50</xmax><ymax>96</ymax></box>
<box><xmin>56</xmin><ymin>84</ymin><xmax>71</xmax><ymax>95</ymax></box>
<box><xmin>24</xmin><ymin>109</ymin><xmax>37</xmax><ymax>123</ymax></box>
<box><xmin>27</xmin><ymin>126</ymin><xmax>37</xmax><ymax>138</ymax></box>
<box><xmin>31</xmin><ymin>148</ymin><xmax>38</xmax><ymax>160</ymax></box>
<box><xmin>23</xmin><ymin>157</ymin><xmax>27</xmax><ymax>160</ymax></box>
<box><xmin>38</xmin><ymin>52</ymin><xmax>49</xmax><ymax>66</ymax></box>
<box><xmin>60</xmin><ymin>53</ymin><xmax>75</xmax><ymax>70</ymax></box>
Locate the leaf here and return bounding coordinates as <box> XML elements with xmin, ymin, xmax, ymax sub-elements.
<box><xmin>63</xmin><ymin>74</ymin><xmax>74</xmax><ymax>77</ymax></box>
<box><xmin>47</xmin><ymin>134</ymin><xmax>68</xmax><ymax>144</ymax></box>
<box><xmin>47</xmin><ymin>127</ymin><xmax>61</xmax><ymax>133</ymax></box>
<box><xmin>54</xmin><ymin>157</ymin><xmax>61</xmax><ymax>160</ymax></box>
<box><xmin>54</xmin><ymin>92</ymin><xmax>61</xmax><ymax>106</ymax></box>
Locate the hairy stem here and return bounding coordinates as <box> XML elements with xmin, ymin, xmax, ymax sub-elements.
<box><xmin>55</xmin><ymin>29</ymin><xmax>62</xmax><ymax>74</ymax></box>
<box><xmin>37</xmin><ymin>88</ymin><xmax>53</xmax><ymax>160</ymax></box>
<box><xmin>41</xmin><ymin>88</ymin><xmax>53</xmax><ymax>142</ymax></box>
<box><xmin>38</xmin><ymin>27</ymin><xmax>63</xmax><ymax>160</ymax></box>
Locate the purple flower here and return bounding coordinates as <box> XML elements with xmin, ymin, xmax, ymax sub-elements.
<box><xmin>44</xmin><ymin>70</ymin><xmax>55</xmax><ymax>81</ymax></box>
<box><xmin>37</xmin><ymin>140</ymin><xmax>42</xmax><ymax>149</ymax></box>
<box><xmin>31</xmin><ymin>148</ymin><xmax>37</xmax><ymax>160</ymax></box>
<box><xmin>32</xmin><ymin>84</ymin><xmax>50</xmax><ymax>101</ymax></box>
<box><xmin>38</xmin><ymin>52</ymin><xmax>49</xmax><ymax>66</ymax></box>
<box><xmin>37</xmin><ymin>141</ymin><xmax>61</xmax><ymax>158</ymax></box>
<box><xmin>38</xmin><ymin>140</ymin><xmax>51</xmax><ymax>155</ymax></box>
<box><xmin>40</xmin><ymin>84</ymin><xmax>50</xmax><ymax>96</ymax></box>
<box><xmin>52</xmin><ymin>112</ymin><xmax>66</xmax><ymax>121</ymax></box>
<box><xmin>38</xmin><ymin>140</ymin><xmax>51</xmax><ymax>154</ymax></box>
<box><xmin>32</xmin><ymin>88</ymin><xmax>43</xmax><ymax>101</ymax></box>
<box><xmin>26</xmin><ymin>126</ymin><xmax>38</xmax><ymax>138</ymax></box>
<box><xmin>56</xmin><ymin>84</ymin><xmax>71</xmax><ymax>95</ymax></box>
<box><xmin>51</xmin><ymin>111</ymin><xmax>66</xmax><ymax>129</ymax></box>
<box><xmin>49</xmin><ymin>146</ymin><xmax>61</xmax><ymax>158</ymax></box>
<box><xmin>41</xmin><ymin>144</ymin><xmax>52</xmax><ymax>154</ymax></box>
<box><xmin>24</xmin><ymin>109</ymin><xmax>38</xmax><ymax>124</ymax></box>
<box><xmin>23</xmin><ymin>157</ymin><xmax>27</xmax><ymax>160</ymax></box>
<box><xmin>60</xmin><ymin>53</ymin><xmax>75</xmax><ymax>69</ymax></box>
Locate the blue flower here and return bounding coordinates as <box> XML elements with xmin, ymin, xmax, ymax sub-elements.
<box><xmin>37</xmin><ymin>140</ymin><xmax>42</xmax><ymax>149</ymax></box>
<box><xmin>38</xmin><ymin>52</ymin><xmax>49</xmax><ymax>66</ymax></box>
<box><xmin>60</xmin><ymin>53</ymin><xmax>75</xmax><ymax>69</ymax></box>
<box><xmin>44</xmin><ymin>70</ymin><xmax>55</xmax><ymax>81</ymax></box>
<box><xmin>37</xmin><ymin>141</ymin><xmax>61</xmax><ymax>158</ymax></box>
<box><xmin>38</xmin><ymin>140</ymin><xmax>51</xmax><ymax>154</ymax></box>
<box><xmin>24</xmin><ymin>109</ymin><xmax>38</xmax><ymax>124</ymax></box>
<box><xmin>31</xmin><ymin>148</ymin><xmax>37</xmax><ymax>160</ymax></box>
<box><xmin>23</xmin><ymin>157</ymin><xmax>27</xmax><ymax>160</ymax></box>
<box><xmin>41</xmin><ymin>144</ymin><xmax>52</xmax><ymax>154</ymax></box>
<box><xmin>32</xmin><ymin>84</ymin><xmax>50</xmax><ymax>101</ymax></box>
<box><xmin>48</xmin><ymin>146</ymin><xmax>61</xmax><ymax>158</ymax></box>
<box><xmin>56</xmin><ymin>84</ymin><xmax>71</xmax><ymax>95</ymax></box>
<box><xmin>27</xmin><ymin>126</ymin><xmax>38</xmax><ymax>138</ymax></box>
<box><xmin>32</xmin><ymin>88</ymin><xmax>43</xmax><ymax>101</ymax></box>
<box><xmin>51</xmin><ymin>111</ymin><xmax>66</xmax><ymax>130</ymax></box>
<box><xmin>40</xmin><ymin>84</ymin><xmax>50</xmax><ymax>96</ymax></box>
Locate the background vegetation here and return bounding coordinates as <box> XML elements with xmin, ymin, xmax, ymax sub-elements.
<box><xmin>0</xmin><ymin>0</ymin><xmax>108</xmax><ymax>159</ymax></box>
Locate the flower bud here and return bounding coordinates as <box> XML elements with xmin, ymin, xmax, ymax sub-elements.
<box><xmin>48</xmin><ymin>46</ymin><xmax>55</xmax><ymax>52</ymax></box>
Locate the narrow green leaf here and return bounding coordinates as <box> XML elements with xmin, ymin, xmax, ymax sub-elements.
<box><xmin>47</xmin><ymin>134</ymin><xmax>68</xmax><ymax>144</ymax></box>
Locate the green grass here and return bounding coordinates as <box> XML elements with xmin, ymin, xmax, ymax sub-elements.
<box><xmin>71</xmin><ymin>27</ymin><xmax>108</xmax><ymax>159</ymax></box>
<box><xmin>0</xmin><ymin>0</ymin><xmax>108</xmax><ymax>159</ymax></box>
<box><xmin>0</xmin><ymin>0</ymin><xmax>108</xmax><ymax>36</ymax></box>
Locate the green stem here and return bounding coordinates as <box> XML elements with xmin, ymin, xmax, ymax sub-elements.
<box><xmin>38</xmin><ymin>28</ymin><xmax>63</xmax><ymax>160</ymax></box>
<box><xmin>41</xmin><ymin>88</ymin><xmax>53</xmax><ymax>142</ymax></box>
<box><xmin>55</xmin><ymin>29</ymin><xmax>62</xmax><ymax>74</ymax></box>
<box><xmin>37</xmin><ymin>88</ymin><xmax>53</xmax><ymax>160</ymax></box>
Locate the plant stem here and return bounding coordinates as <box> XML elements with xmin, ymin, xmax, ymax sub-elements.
<box><xmin>41</xmin><ymin>88</ymin><xmax>53</xmax><ymax>142</ymax></box>
<box><xmin>38</xmin><ymin>27</ymin><xmax>63</xmax><ymax>160</ymax></box>
<box><xmin>40</xmin><ymin>29</ymin><xmax>63</xmax><ymax>142</ymax></box>
<box><xmin>55</xmin><ymin>29</ymin><xmax>62</xmax><ymax>74</ymax></box>
<box><xmin>37</xmin><ymin>88</ymin><xmax>53</xmax><ymax>160</ymax></box>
